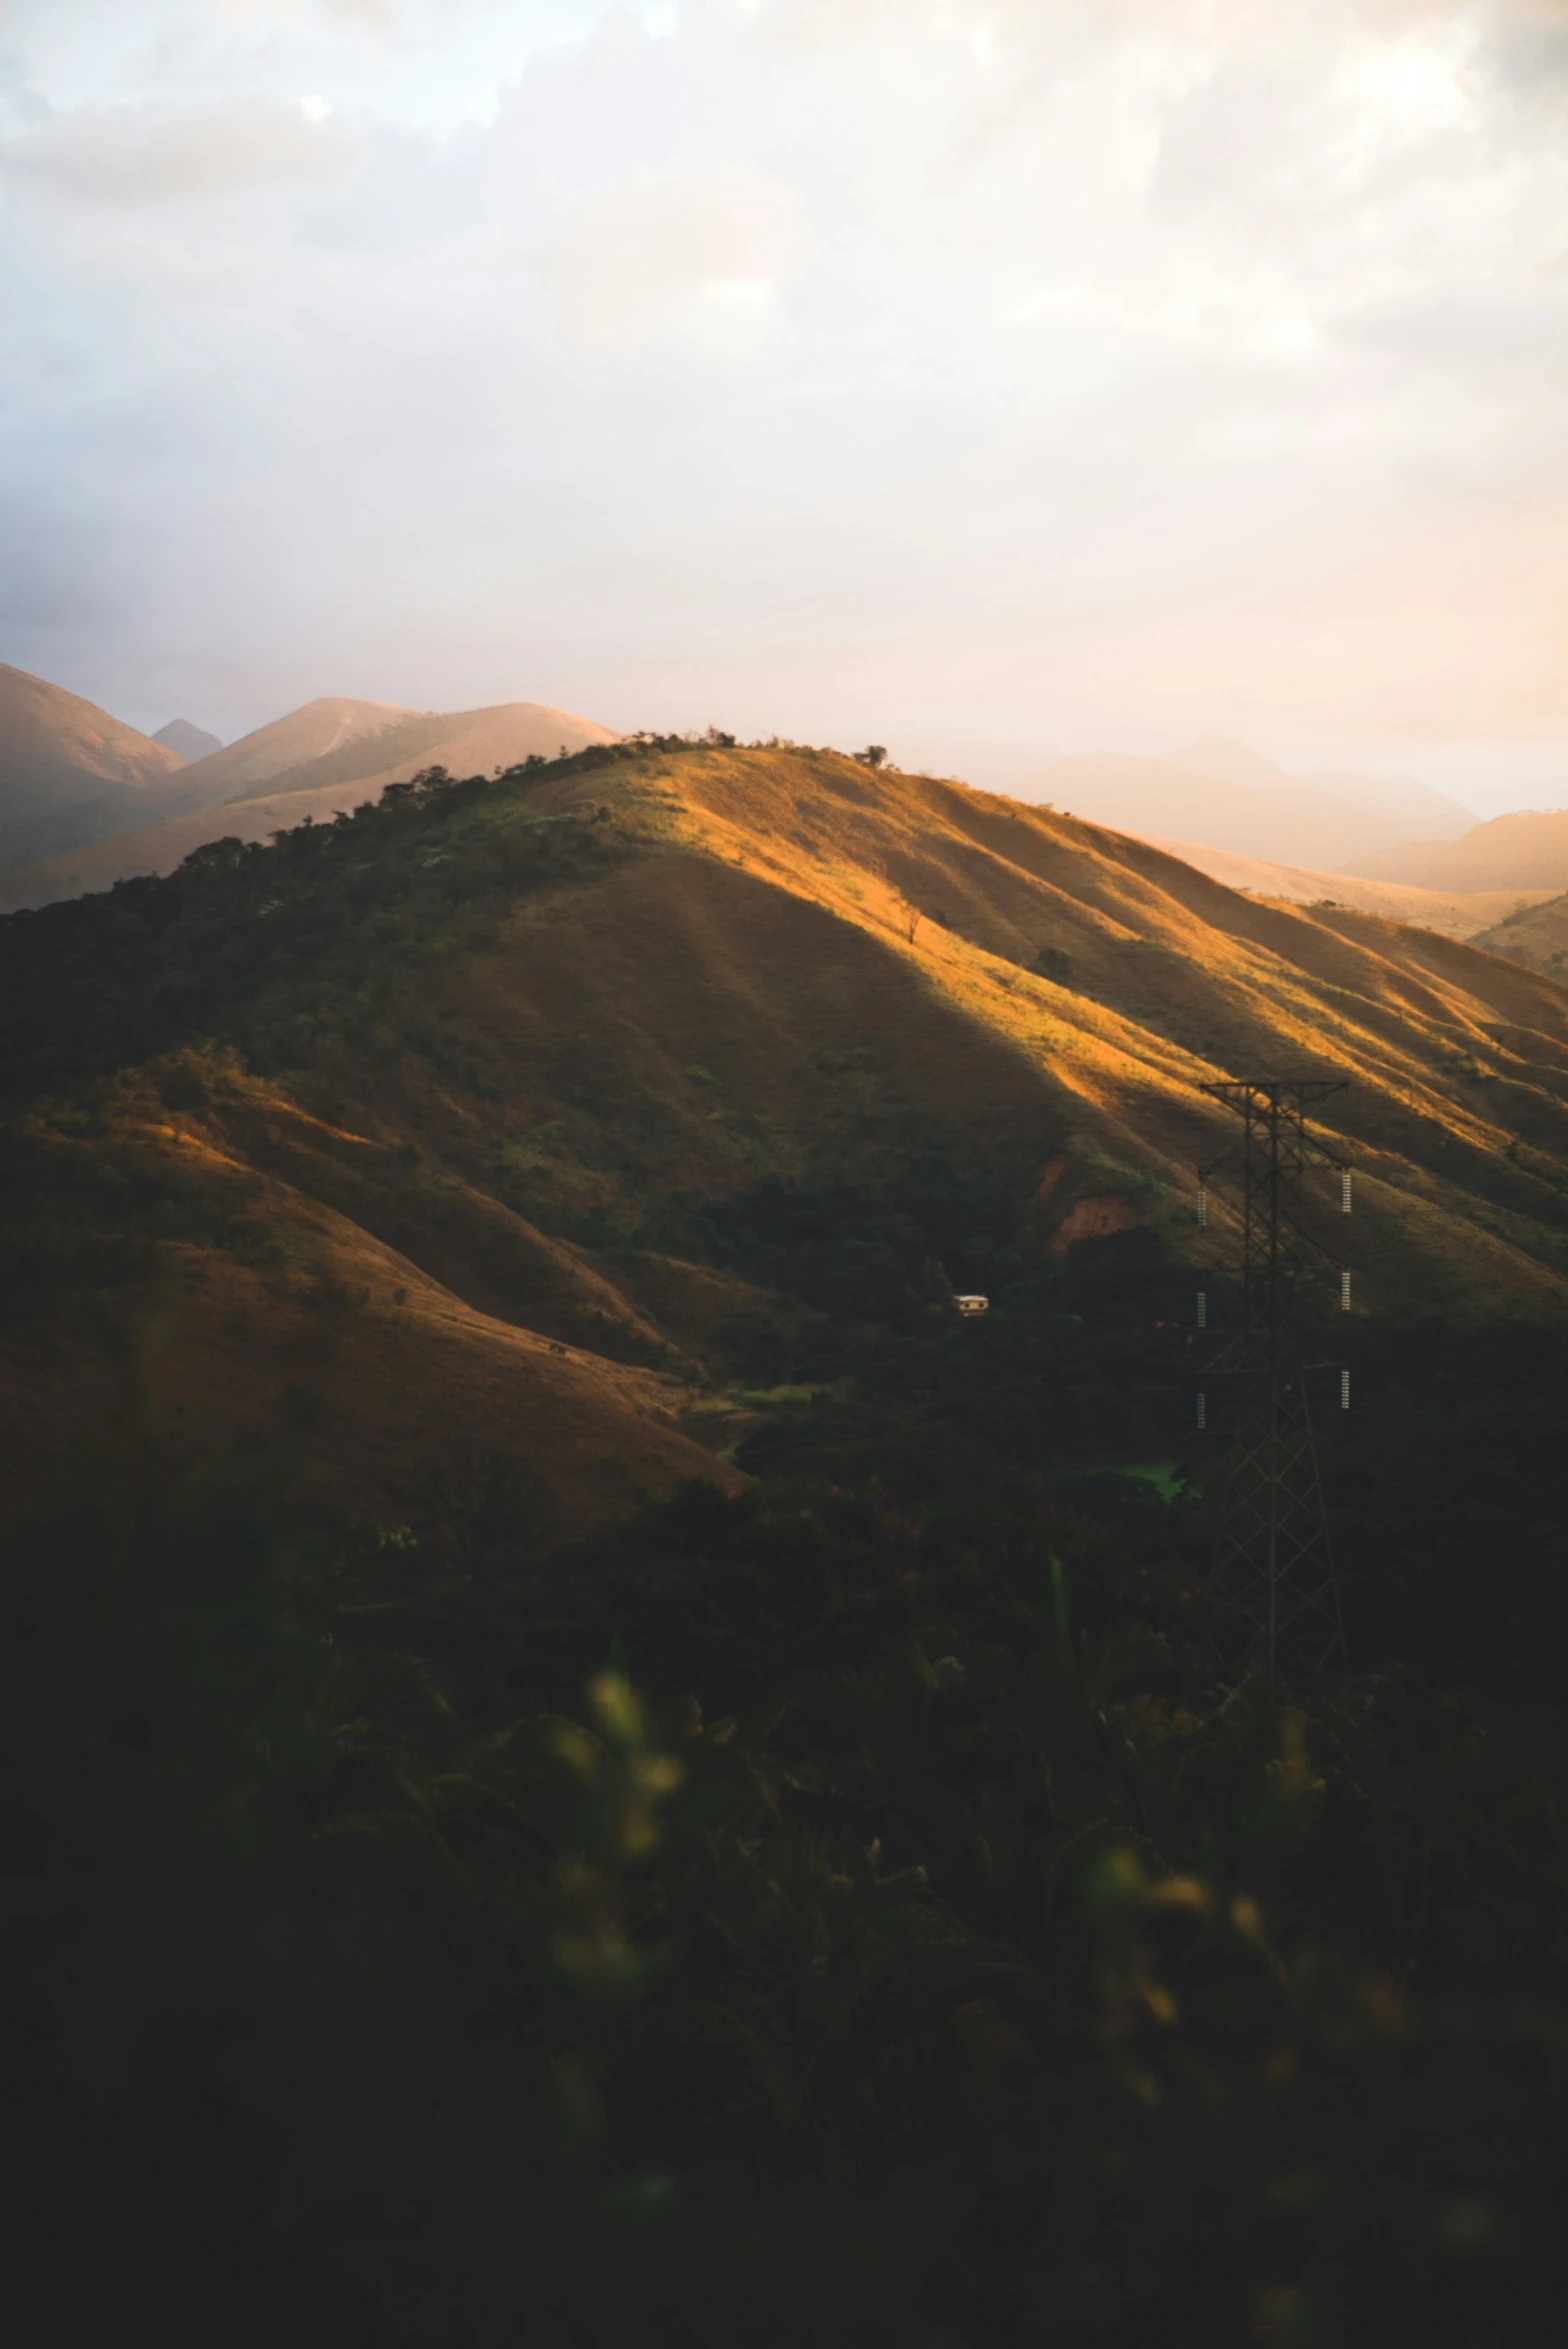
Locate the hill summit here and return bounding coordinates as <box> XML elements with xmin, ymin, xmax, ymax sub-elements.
<box><xmin>152</xmin><ymin>719</ymin><xmax>224</xmax><ymax>762</ymax></box>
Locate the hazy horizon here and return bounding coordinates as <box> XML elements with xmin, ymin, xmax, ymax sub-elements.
<box><xmin>4</xmin><ymin>0</ymin><xmax>1568</xmax><ymax>817</ymax></box>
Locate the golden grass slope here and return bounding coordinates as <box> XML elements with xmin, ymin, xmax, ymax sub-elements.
<box><xmin>7</xmin><ymin>741</ymin><xmax>1568</xmax><ymax>1537</ymax></box>
<box><xmin>0</xmin><ymin>1063</ymin><xmax>742</xmax><ymax>1544</ymax></box>
<box><xmin>211</xmin><ymin>739</ymin><xmax>1568</xmax><ymax>1333</ymax></box>
<box><xmin>516</xmin><ymin>744</ymin><xmax>1568</xmax><ymax>1320</ymax></box>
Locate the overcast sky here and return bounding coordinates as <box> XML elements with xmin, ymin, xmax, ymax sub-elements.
<box><xmin>2</xmin><ymin>0</ymin><xmax>1567</xmax><ymax>807</ymax></box>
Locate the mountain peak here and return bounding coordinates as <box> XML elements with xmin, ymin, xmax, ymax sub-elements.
<box><xmin>153</xmin><ymin>719</ymin><xmax>224</xmax><ymax>763</ymax></box>
<box><xmin>1173</xmin><ymin>736</ymin><xmax>1294</xmax><ymax>795</ymax></box>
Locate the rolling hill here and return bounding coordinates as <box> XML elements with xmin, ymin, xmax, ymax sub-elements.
<box><xmin>1139</xmin><ymin>833</ymin><xmax>1554</xmax><ymax>938</ymax></box>
<box><xmin>1472</xmin><ymin>890</ymin><xmax>1568</xmax><ymax>977</ymax></box>
<box><xmin>1017</xmin><ymin>750</ymin><xmax>1470</xmax><ymax>873</ymax></box>
<box><xmin>151</xmin><ymin>694</ymin><xmax>426</xmax><ymax>812</ymax></box>
<box><xmin>0</xmin><ymin>696</ymin><xmax>621</xmax><ymax>908</ymax></box>
<box><xmin>0</xmin><ymin>661</ymin><xmax>188</xmax><ymax>863</ymax></box>
<box><xmin>1174</xmin><ymin>735</ymin><xmax>1475</xmax><ymax>841</ymax></box>
<box><xmin>1299</xmin><ymin>766</ymin><xmax>1476</xmax><ymax>840</ymax></box>
<box><xmin>1352</xmin><ymin>807</ymin><xmax>1568</xmax><ymax>892</ymax></box>
<box><xmin>5</xmin><ymin>739</ymin><xmax>1568</xmax><ymax>1538</ymax></box>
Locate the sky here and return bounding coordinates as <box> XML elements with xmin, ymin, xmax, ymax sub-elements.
<box><xmin>2</xmin><ymin>0</ymin><xmax>1567</xmax><ymax>811</ymax></box>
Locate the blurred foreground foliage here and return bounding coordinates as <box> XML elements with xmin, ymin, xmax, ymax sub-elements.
<box><xmin>4</xmin><ymin>1448</ymin><xmax>1567</xmax><ymax>2346</ymax></box>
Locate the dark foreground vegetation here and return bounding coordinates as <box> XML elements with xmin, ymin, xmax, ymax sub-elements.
<box><xmin>6</xmin><ymin>1395</ymin><xmax>1568</xmax><ymax>2348</ymax></box>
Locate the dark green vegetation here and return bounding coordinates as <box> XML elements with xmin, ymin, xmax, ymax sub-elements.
<box><xmin>7</xmin><ymin>1441</ymin><xmax>1568</xmax><ymax>2347</ymax></box>
<box><xmin>4</xmin><ymin>745</ymin><xmax>1568</xmax><ymax>2343</ymax></box>
<box><xmin>0</xmin><ymin>749</ymin><xmax>637</xmax><ymax>1102</ymax></box>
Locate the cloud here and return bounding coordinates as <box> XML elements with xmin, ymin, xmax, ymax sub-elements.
<box><xmin>539</xmin><ymin>165</ymin><xmax>803</xmax><ymax>359</ymax></box>
<box><xmin>2</xmin><ymin>96</ymin><xmax>356</xmax><ymax>204</ymax></box>
<box><xmin>0</xmin><ymin>0</ymin><xmax>1566</xmax><ymax>781</ymax></box>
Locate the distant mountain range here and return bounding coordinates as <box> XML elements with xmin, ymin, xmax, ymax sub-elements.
<box><xmin>1017</xmin><ymin>737</ymin><xmax>1477</xmax><ymax>874</ymax></box>
<box><xmin>1009</xmin><ymin>735</ymin><xmax>1568</xmax><ymax>938</ymax></box>
<box><xmin>1350</xmin><ymin>809</ymin><xmax>1568</xmax><ymax>893</ymax></box>
<box><xmin>0</xmin><ymin>663</ymin><xmax>187</xmax><ymax>865</ymax></box>
<box><xmin>1138</xmin><ymin>835</ymin><xmax>1554</xmax><ymax>941</ymax></box>
<box><xmin>0</xmin><ymin>669</ymin><xmax>617</xmax><ymax>908</ymax></box>
<box><xmin>6</xmin><ymin>665</ymin><xmax>1568</xmax><ymax>939</ymax></box>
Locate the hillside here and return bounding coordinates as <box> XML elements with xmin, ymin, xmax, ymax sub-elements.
<box><xmin>1300</xmin><ymin>766</ymin><xmax>1475</xmax><ymax>839</ymax></box>
<box><xmin>154</xmin><ymin>695</ymin><xmax>421</xmax><ymax>809</ymax></box>
<box><xmin>1174</xmin><ymin>735</ymin><xmax>1474</xmax><ymax>841</ymax></box>
<box><xmin>0</xmin><ymin>697</ymin><xmax>621</xmax><ymax>907</ymax></box>
<box><xmin>1021</xmin><ymin>752</ymin><xmax>1428</xmax><ymax>871</ymax></box>
<box><xmin>1353</xmin><ymin>806</ymin><xmax>1568</xmax><ymax>891</ymax></box>
<box><xmin>1141</xmin><ymin>832</ymin><xmax>1553</xmax><ymax>937</ymax></box>
<box><xmin>6</xmin><ymin>739</ymin><xmax>1568</xmax><ymax>1541</ymax></box>
<box><xmin>0</xmin><ymin>661</ymin><xmax>187</xmax><ymax>863</ymax></box>
<box><xmin>1473</xmin><ymin>890</ymin><xmax>1568</xmax><ymax>976</ymax></box>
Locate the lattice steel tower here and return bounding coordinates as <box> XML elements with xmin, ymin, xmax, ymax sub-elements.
<box><xmin>1196</xmin><ymin>1079</ymin><xmax>1352</xmax><ymax>1693</ymax></box>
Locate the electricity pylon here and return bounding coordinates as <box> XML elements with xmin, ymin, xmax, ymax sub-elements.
<box><xmin>1196</xmin><ymin>1079</ymin><xmax>1352</xmax><ymax>1693</ymax></box>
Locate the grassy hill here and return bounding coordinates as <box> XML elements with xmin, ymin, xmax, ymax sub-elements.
<box><xmin>1473</xmin><ymin>888</ymin><xmax>1568</xmax><ymax>977</ymax></box>
<box><xmin>5</xmin><ymin>736</ymin><xmax>1568</xmax><ymax>1539</ymax></box>
<box><xmin>1136</xmin><ymin>833</ymin><xmax>1551</xmax><ymax>938</ymax></box>
<box><xmin>1353</xmin><ymin>806</ymin><xmax>1568</xmax><ymax>891</ymax></box>
<box><xmin>0</xmin><ymin>660</ymin><xmax>187</xmax><ymax>863</ymax></box>
<box><xmin>0</xmin><ymin>696</ymin><xmax>619</xmax><ymax>908</ymax></box>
